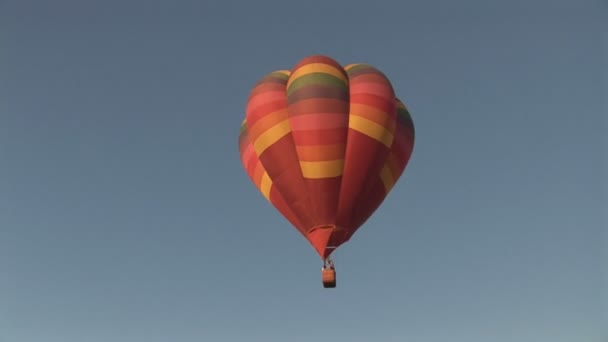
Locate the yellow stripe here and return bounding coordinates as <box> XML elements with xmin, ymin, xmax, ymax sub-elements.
<box><xmin>380</xmin><ymin>164</ymin><xmax>395</xmax><ymax>193</ymax></box>
<box><xmin>260</xmin><ymin>172</ymin><xmax>272</xmax><ymax>200</ymax></box>
<box><xmin>287</xmin><ymin>63</ymin><xmax>348</xmax><ymax>88</ymax></box>
<box><xmin>300</xmin><ymin>159</ymin><xmax>344</xmax><ymax>179</ymax></box>
<box><xmin>349</xmin><ymin>115</ymin><xmax>394</xmax><ymax>147</ymax></box>
<box><xmin>253</xmin><ymin>119</ymin><xmax>291</xmax><ymax>155</ymax></box>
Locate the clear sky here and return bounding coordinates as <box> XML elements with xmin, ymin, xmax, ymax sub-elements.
<box><xmin>1</xmin><ymin>0</ymin><xmax>605</xmax><ymax>341</ymax></box>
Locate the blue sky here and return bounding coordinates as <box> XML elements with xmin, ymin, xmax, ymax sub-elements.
<box><xmin>1</xmin><ymin>1</ymin><xmax>605</xmax><ymax>341</ymax></box>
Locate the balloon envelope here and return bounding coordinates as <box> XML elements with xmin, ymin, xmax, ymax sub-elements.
<box><xmin>238</xmin><ymin>55</ymin><xmax>414</xmax><ymax>259</ymax></box>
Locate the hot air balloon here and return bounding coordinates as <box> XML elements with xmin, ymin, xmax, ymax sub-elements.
<box><xmin>238</xmin><ymin>55</ymin><xmax>415</xmax><ymax>288</ymax></box>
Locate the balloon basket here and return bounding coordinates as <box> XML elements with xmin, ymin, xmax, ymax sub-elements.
<box><xmin>322</xmin><ymin>268</ymin><xmax>336</xmax><ymax>288</ymax></box>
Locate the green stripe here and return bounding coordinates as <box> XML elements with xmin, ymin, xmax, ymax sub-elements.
<box><xmin>239</xmin><ymin>121</ymin><xmax>248</xmax><ymax>135</ymax></box>
<box><xmin>346</xmin><ymin>64</ymin><xmax>378</xmax><ymax>77</ymax></box>
<box><xmin>254</xmin><ymin>71</ymin><xmax>289</xmax><ymax>88</ymax></box>
<box><xmin>346</xmin><ymin>64</ymin><xmax>372</xmax><ymax>73</ymax></box>
<box><xmin>396</xmin><ymin>107</ymin><xmax>411</xmax><ymax>126</ymax></box>
<box><xmin>395</xmin><ymin>100</ymin><xmax>414</xmax><ymax>136</ymax></box>
<box><xmin>286</xmin><ymin>73</ymin><xmax>348</xmax><ymax>97</ymax></box>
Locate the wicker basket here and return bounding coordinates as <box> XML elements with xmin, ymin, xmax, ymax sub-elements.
<box><xmin>322</xmin><ymin>268</ymin><xmax>336</xmax><ymax>288</ymax></box>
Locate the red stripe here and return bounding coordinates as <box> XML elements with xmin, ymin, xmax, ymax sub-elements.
<box><xmin>288</xmin><ymin>98</ymin><xmax>348</xmax><ymax>116</ymax></box>
<box><xmin>248</xmin><ymin>90</ymin><xmax>286</xmax><ymax>112</ymax></box>
<box><xmin>292</xmin><ymin>128</ymin><xmax>348</xmax><ymax>146</ymax></box>
<box><xmin>247</xmin><ymin>100</ymin><xmax>287</xmax><ymax>127</ymax></box>
<box><xmin>289</xmin><ymin>113</ymin><xmax>348</xmax><ymax>131</ymax></box>
<box><xmin>350</xmin><ymin>93</ymin><xmax>395</xmax><ymax>114</ymax></box>
<box><xmin>349</xmin><ymin>81</ymin><xmax>394</xmax><ymax>98</ymax></box>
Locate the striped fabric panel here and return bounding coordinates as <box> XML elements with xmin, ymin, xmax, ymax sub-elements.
<box><xmin>285</xmin><ymin>55</ymin><xmax>351</xmax><ymax>225</ymax></box>
<box><xmin>380</xmin><ymin>98</ymin><xmax>416</xmax><ymax>193</ymax></box>
<box><xmin>238</xmin><ymin>120</ymin><xmax>271</xmax><ymax>199</ymax></box>
<box><xmin>347</xmin><ymin>98</ymin><xmax>416</xmax><ymax>232</ymax></box>
<box><xmin>244</xmin><ymin>69</ymin><xmax>316</xmax><ymax>232</ymax></box>
<box><xmin>238</xmin><ymin>119</ymin><xmax>306</xmax><ymax>232</ymax></box>
<box><xmin>287</xmin><ymin>55</ymin><xmax>350</xmax><ymax>179</ymax></box>
<box><xmin>336</xmin><ymin>63</ymin><xmax>397</xmax><ymax>228</ymax></box>
<box><xmin>344</xmin><ymin>64</ymin><xmax>396</xmax><ymax>147</ymax></box>
<box><xmin>246</xmin><ymin>71</ymin><xmax>292</xmax><ymax>156</ymax></box>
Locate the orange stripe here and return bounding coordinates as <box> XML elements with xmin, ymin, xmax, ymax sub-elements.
<box><xmin>296</xmin><ymin>144</ymin><xmax>345</xmax><ymax>162</ymax></box>
<box><xmin>247</xmin><ymin>100</ymin><xmax>287</xmax><ymax>126</ymax></box>
<box><xmin>252</xmin><ymin>161</ymin><xmax>265</xmax><ymax>186</ymax></box>
<box><xmin>252</xmin><ymin>119</ymin><xmax>291</xmax><ymax>155</ymax></box>
<box><xmin>349</xmin><ymin>81</ymin><xmax>393</xmax><ymax>97</ymax></box>
<box><xmin>243</xmin><ymin>143</ymin><xmax>258</xmax><ymax>176</ymax></box>
<box><xmin>248</xmin><ymin>109</ymin><xmax>289</xmax><ymax>140</ymax></box>
<box><xmin>350</xmin><ymin>93</ymin><xmax>394</xmax><ymax>112</ymax></box>
<box><xmin>349</xmin><ymin>103</ymin><xmax>395</xmax><ymax>130</ymax></box>
<box><xmin>241</xmin><ymin>143</ymin><xmax>255</xmax><ymax>168</ymax></box>
<box><xmin>380</xmin><ymin>164</ymin><xmax>395</xmax><ymax>192</ymax></box>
